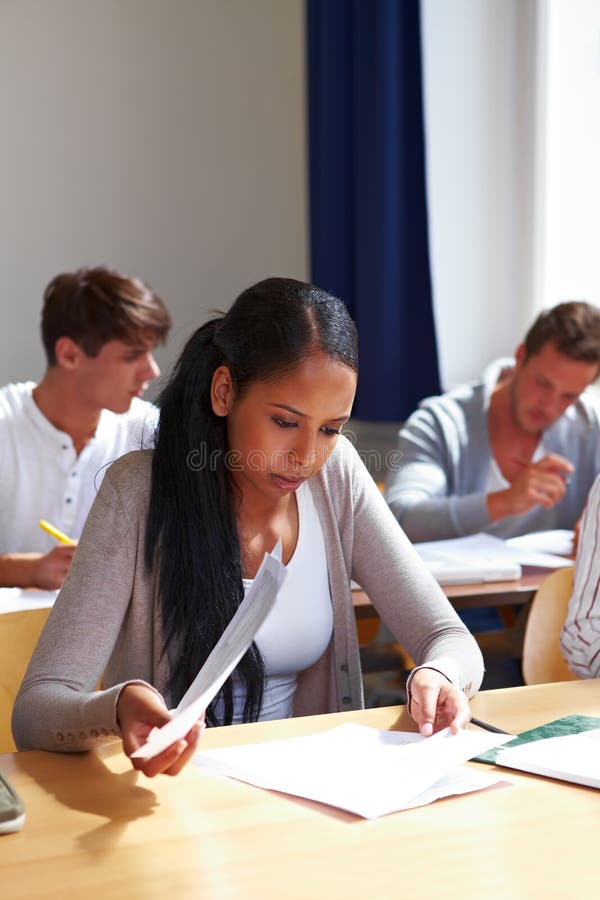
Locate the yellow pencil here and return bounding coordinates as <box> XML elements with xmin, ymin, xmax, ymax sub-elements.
<box><xmin>38</xmin><ymin>519</ymin><xmax>77</xmax><ymax>546</ymax></box>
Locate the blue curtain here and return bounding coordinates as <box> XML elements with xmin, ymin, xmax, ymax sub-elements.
<box><xmin>307</xmin><ymin>0</ymin><xmax>440</xmax><ymax>421</ymax></box>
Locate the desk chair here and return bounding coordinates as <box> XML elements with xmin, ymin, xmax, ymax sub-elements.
<box><xmin>0</xmin><ymin>607</ymin><xmax>51</xmax><ymax>752</ymax></box>
<box><xmin>521</xmin><ymin>567</ymin><xmax>579</xmax><ymax>685</ymax></box>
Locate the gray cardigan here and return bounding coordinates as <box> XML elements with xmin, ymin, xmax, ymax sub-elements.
<box><xmin>386</xmin><ymin>359</ymin><xmax>600</xmax><ymax>542</ymax></box>
<box><xmin>13</xmin><ymin>438</ymin><xmax>483</xmax><ymax>752</ymax></box>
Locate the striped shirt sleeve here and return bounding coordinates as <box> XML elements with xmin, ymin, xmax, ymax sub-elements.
<box><xmin>560</xmin><ymin>474</ymin><xmax>600</xmax><ymax>677</ymax></box>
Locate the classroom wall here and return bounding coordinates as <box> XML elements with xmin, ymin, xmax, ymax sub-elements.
<box><xmin>0</xmin><ymin>1</ymin><xmax>544</xmax><ymax>406</ymax></box>
<box><xmin>0</xmin><ymin>0</ymin><xmax>308</xmax><ymax>395</ymax></box>
<box><xmin>421</xmin><ymin>0</ymin><xmax>538</xmax><ymax>390</ymax></box>
<box><xmin>540</xmin><ymin>0</ymin><xmax>600</xmax><ymax>309</ymax></box>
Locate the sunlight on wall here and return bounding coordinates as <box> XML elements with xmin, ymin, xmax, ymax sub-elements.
<box><xmin>538</xmin><ymin>0</ymin><xmax>600</xmax><ymax>309</ymax></box>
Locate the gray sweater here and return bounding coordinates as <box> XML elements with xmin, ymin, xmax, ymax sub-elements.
<box><xmin>13</xmin><ymin>438</ymin><xmax>483</xmax><ymax>752</ymax></box>
<box><xmin>386</xmin><ymin>359</ymin><xmax>600</xmax><ymax>542</ymax></box>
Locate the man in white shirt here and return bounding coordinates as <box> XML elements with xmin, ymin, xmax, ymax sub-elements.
<box><xmin>0</xmin><ymin>266</ymin><xmax>171</xmax><ymax>589</ymax></box>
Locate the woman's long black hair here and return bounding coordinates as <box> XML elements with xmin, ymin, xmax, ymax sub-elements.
<box><xmin>145</xmin><ymin>277</ymin><xmax>358</xmax><ymax>725</ymax></box>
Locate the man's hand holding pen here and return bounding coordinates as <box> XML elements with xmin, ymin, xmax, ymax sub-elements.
<box><xmin>33</xmin><ymin>519</ymin><xmax>78</xmax><ymax>589</ymax></box>
<box><xmin>510</xmin><ymin>452</ymin><xmax>574</xmax><ymax>510</ymax></box>
<box><xmin>488</xmin><ymin>452</ymin><xmax>574</xmax><ymax>522</ymax></box>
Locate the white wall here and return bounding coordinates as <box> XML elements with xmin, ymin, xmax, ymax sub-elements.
<box><xmin>0</xmin><ymin>0</ymin><xmax>308</xmax><ymax>393</ymax></box>
<box><xmin>421</xmin><ymin>0</ymin><xmax>538</xmax><ymax>389</ymax></box>
<box><xmin>1</xmin><ymin>0</ymin><xmax>555</xmax><ymax>407</ymax></box>
<box><xmin>538</xmin><ymin>0</ymin><xmax>600</xmax><ymax>309</ymax></box>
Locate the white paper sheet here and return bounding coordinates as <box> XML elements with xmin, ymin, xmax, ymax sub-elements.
<box><xmin>0</xmin><ymin>588</ymin><xmax>58</xmax><ymax>615</ymax></box>
<box><xmin>194</xmin><ymin>723</ymin><xmax>513</xmax><ymax>818</ymax></box>
<box><xmin>131</xmin><ymin>543</ymin><xmax>286</xmax><ymax>760</ymax></box>
<box><xmin>505</xmin><ymin>529</ymin><xmax>575</xmax><ymax>559</ymax></box>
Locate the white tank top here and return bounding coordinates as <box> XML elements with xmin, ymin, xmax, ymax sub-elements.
<box><xmin>212</xmin><ymin>481</ymin><xmax>333</xmax><ymax>724</ymax></box>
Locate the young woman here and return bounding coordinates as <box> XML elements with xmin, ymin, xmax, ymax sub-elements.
<box><xmin>13</xmin><ymin>278</ymin><xmax>483</xmax><ymax>777</ymax></box>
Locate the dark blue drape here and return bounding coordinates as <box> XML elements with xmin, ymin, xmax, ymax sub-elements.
<box><xmin>307</xmin><ymin>0</ymin><xmax>440</xmax><ymax>420</ymax></box>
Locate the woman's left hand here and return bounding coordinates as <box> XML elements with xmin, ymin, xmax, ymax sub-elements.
<box><xmin>407</xmin><ymin>668</ymin><xmax>471</xmax><ymax>736</ymax></box>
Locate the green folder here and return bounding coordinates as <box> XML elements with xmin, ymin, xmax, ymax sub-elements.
<box><xmin>473</xmin><ymin>714</ymin><xmax>600</xmax><ymax>764</ymax></box>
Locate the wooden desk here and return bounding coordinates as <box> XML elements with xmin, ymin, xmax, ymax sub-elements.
<box><xmin>1</xmin><ymin>680</ymin><xmax>598</xmax><ymax>899</ymax></box>
<box><xmin>353</xmin><ymin>570</ymin><xmax>545</xmax><ymax>617</ymax></box>
<box><xmin>443</xmin><ymin>569</ymin><xmax>545</xmax><ymax>608</ymax></box>
<box><xmin>0</xmin><ymin>606</ymin><xmax>53</xmax><ymax>753</ymax></box>
<box><xmin>354</xmin><ymin>567</ymin><xmax>555</xmax><ymax>661</ymax></box>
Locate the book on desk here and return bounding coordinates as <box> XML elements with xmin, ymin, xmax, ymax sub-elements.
<box><xmin>475</xmin><ymin>714</ymin><xmax>600</xmax><ymax>789</ymax></box>
<box><xmin>495</xmin><ymin>729</ymin><xmax>600</xmax><ymax>789</ymax></box>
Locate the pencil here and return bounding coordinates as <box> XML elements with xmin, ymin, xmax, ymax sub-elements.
<box><xmin>470</xmin><ymin>716</ymin><xmax>511</xmax><ymax>735</ymax></box>
<box><xmin>38</xmin><ymin>519</ymin><xmax>77</xmax><ymax>546</ymax></box>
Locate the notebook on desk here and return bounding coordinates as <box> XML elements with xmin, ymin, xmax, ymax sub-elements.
<box><xmin>495</xmin><ymin>729</ymin><xmax>600</xmax><ymax>789</ymax></box>
<box><xmin>423</xmin><ymin>559</ymin><xmax>522</xmax><ymax>585</ymax></box>
<box><xmin>474</xmin><ymin>714</ymin><xmax>600</xmax><ymax>764</ymax></box>
<box><xmin>413</xmin><ymin>531</ymin><xmax>573</xmax><ymax>586</ymax></box>
<box><xmin>414</xmin><ymin>534</ymin><xmax>522</xmax><ymax>585</ymax></box>
<box><xmin>473</xmin><ymin>716</ymin><xmax>600</xmax><ymax>790</ymax></box>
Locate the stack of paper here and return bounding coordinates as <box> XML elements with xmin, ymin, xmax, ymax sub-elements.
<box><xmin>194</xmin><ymin>724</ymin><xmax>512</xmax><ymax>818</ymax></box>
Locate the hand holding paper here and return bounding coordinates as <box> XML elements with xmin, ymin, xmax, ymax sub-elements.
<box><xmin>407</xmin><ymin>667</ymin><xmax>471</xmax><ymax>736</ymax></box>
<box><xmin>118</xmin><ymin>683</ymin><xmax>204</xmax><ymax>778</ymax></box>
<box><xmin>130</xmin><ymin>542</ymin><xmax>286</xmax><ymax>762</ymax></box>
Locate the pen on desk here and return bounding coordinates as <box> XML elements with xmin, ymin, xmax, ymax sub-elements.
<box><xmin>38</xmin><ymin>519</ymin><xmax>77</xmax><ymax>546</ymax></box>
<box><xmin>470</xmin><ymin>716</ymin><xmax>511</xmax><ymax>735</ymax></box>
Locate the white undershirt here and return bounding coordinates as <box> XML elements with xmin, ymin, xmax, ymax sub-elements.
<box><xmin>486</xmin><ymin>440</ymin><xmax>547</xmax><ymax>492</ymax></box>
<box><xmin>212</xmin><ymin>482</ymin><xmax>333</xmax><ymax>724</ymax></box>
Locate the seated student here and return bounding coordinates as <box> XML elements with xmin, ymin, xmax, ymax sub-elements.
<box><xmin>560</xmin><ymin>473</ymin><xmax>600</xmax><ymax>677</ymax></box>
<box><xmin>385</xmin><ymin>302</ymin><xmax>600</xmax><ymax>543</ymax></box>
<box><xmin>13</xmin><ymin>277</ymin><xmax>483</xmax><ymax>777</ymax></box>
<box><xmin>0</xmin><ymin>266</ymin><xmax>171</xmax><ymax>590</ymax></box>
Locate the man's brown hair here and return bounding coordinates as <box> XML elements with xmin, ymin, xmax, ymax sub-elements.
<box><xmin>41</xmin><ymin>266</ymin><xmax>172</xmax><ymax>365</ymax></box>
<box><xmin>524</xmin><ymin>301</ymin><xmax>600</xmax><ymax>367</ymax></box>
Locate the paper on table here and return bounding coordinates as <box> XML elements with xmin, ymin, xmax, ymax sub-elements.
<box><xmin>0</xmin><ymin>588</ymin><xmax>58</xmax><ymax>615</ymax></box>
<box><xmin>505</xmin><ymin>529</ymin><xmax>575</xmax><ymax>560</ymax></box>
<box><xmin>414</xmin><ymin>532</ymin><xmax>572</xmax><ymax>585</ymax></box>
<box><xmin>194</xmin><ymin>723</ymin><xmax>513</xmax><ymax>819</ymax></box>
<box><xmin>131</xmin><ymin>542</ymin><xmax>286</xmax><ymax>760</ymax></box>
<box><xmin>495</xmin><ymin>728</ymin><xmax>600</xmax><ymax>789</ymax></box>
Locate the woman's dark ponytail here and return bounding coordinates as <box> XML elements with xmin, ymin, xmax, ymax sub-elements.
<box><xmin>146</xmin><ymin>318</ymin><xmax>264</xmax><ymax>724</ymax></box>
<box><xmin>146</xmin><ymin>278</ymin><xmax>357</xmax><ymax>725</ymax></box>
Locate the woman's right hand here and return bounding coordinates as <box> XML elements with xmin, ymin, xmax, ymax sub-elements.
<box><xmin>116</xmin><ymin>683</ymin><xmax>204</xmax><ymax>778</ymax></box>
